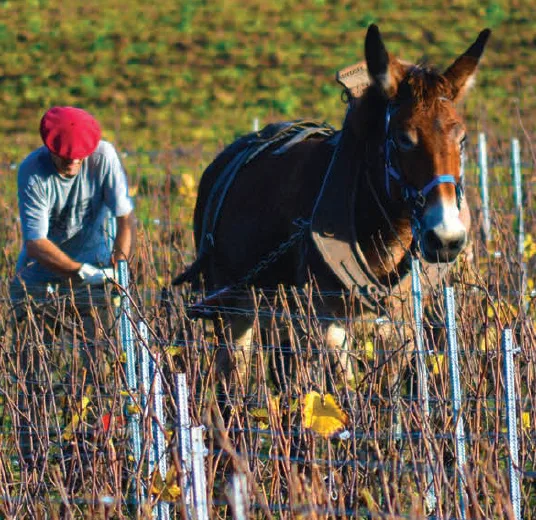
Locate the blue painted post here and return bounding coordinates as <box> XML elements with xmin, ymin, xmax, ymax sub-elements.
<box><xmin>411</xmin><ymin>259</ymin><xmax>436</xmax><ymax>511</ymax></box>
<box><xmin>175</xmin><ymin>373</ymin><xmax>193</xmax><ymax>515</ymax></box>
<box><xmin>138</xmin><ymin>321</ymin><xmax>151</xmax><ymax>509</ymax></box>
<box><xmin>511</xmin><ymin>139</ymin><xmax>524</xmax><ymax>257</ymax></box>
<box><xmin>444</xmin><ymin>287</ymin><xmax>467</xmax><ymax>520</ymax></box>
<box><xmin>139</xmin><ymin>322</ymin><xmax>152</xmax><ymax>424</ymax></box>
<box><xmin>502</xmin><ymin>329</ymin><xmax>521</xmax><ymax>520</ymax></box>
<box><xmin>510</xmin><ymin>138</ymin><xmax>529</xmax><ymax>312</ymax></box>
<box><xmin>191</xmin><ymin>426</ymin><xmax>209</xmax><ymax>520</ymax></box>
<box><xmin>411</xmin><ymin>259</ymin><xmax>431</xmax><ymax>416</ymax></box>
<box><xmin>478</xmin><ymin>133</ymin><xmax>491</xmax><ymax>243</ymax></box>
<box><xmin>106</xmin><ymin>215</ymin><xmax>121</xmax><ymax>314</ymax></box>
<box><xmin>117</xmin><ymin>260</ymin><xmax>143</xmax><ymax>484</ymax></box>
<box><xmin>150</xmin><ymin>353</ymin><xmax>170</xmax><ymax>520</ymax></box>
<box><xmin>231</xmin><ymin>473</ymin><xmax>248</xmax><ymax>520</ymax></box>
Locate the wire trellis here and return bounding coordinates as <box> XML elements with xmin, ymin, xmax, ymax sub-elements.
<box><xmin>0</xmin><ymin>135</ymin><xmax>533</xmax><ymax>518</ymax></box>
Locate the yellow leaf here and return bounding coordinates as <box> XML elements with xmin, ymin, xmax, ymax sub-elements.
<box><xmin>479</xmin><ymin>326</ymin><xmax>499</xmax><ymax>351</ymax></box>
<box><xmin>267</xmin><ymin>394</ymin><xmax>280</xmax><ymax>414</ymax></box>
<box><xmin>289</xmin><ymin>399</ymin><xmax>299</xmax><ymax>414</ymax></box>
<box><xmin>522</xmin><ymin>412</ymin><xmax>530</xmax><ymax>430</ymax></box>
<box><xmin>163</xmin><ymin>466</ymin><xmax>181</xmax><ymax>501</ymax></box>
<box><xmin>119</xmin><ymin>351</ymin><xmax>127</xmax><ymax>363</ymax></box>
<box><xmin>63</xmin><ymin>426</ymin><xmax>74</xmax><ymax>442</ymax></box>
<box><xmin>150</xmin><ymin>470</ymin><xmax>164</xmax><ymax>495</ymax></box>
<box><xmin>63</xmin><ymin>396</ymin><xmax>91</xmax><ymax>441</ymax></box>
<box><xmin>151</xmin><ymin>466</ymin><xmax>182</xmax><ymax>502</ymax></box>
<box><xmin>167</xmin><ymin>346</ymin><xmax>184</xmax><ymax>357</ymax></box>
<box><xmin>360</xmin><ymin>488</ymin><xmax>378</xmax><ymax>513</ymax></box>
<box><xmin>486</xmin><ymin>301</ymin><xmax>518</xmax><ymax>322</ymax></box>
<box><xmin>165</xmin><ymin>465</ymin><xmax>177</xmax><ymax>485</ymax></box>
<box><xmin>249</xmin><ymin>393</ymin><xmax>280</xmax><ymax>423</ymax></box>
<box><xmin>428</xmin><ymin>354</ymin><xmax>444</xmax><ymax>375</ymax></box>
<box><xmin>179</xmin><ymin>173</ymin><xmax>196</xmax><ymax>198</ymax></box>
<box><xmin>163</xmin><ymin>483</ymin><xmax>181</xmax><ymax>501</ymax></box>
<box><xmin>302</xmin><ymin>391</ymin><xmax>348</xmax><ymax>438</ymax></box>
<box><xmin>126</xmin><ymin>403</ymin><xmax>141</xmax><ymax>415</ymax></box>
<box><xmin>523</xmin><ymin>234</ymin><xmax>536</xmax><ymax>260</ymax></box>
<box><xmin>365</xmin><ymin>340</ymin><xmax>374</xmax><ymax>361</ymax></box>
<box><xmin>249</xmin><ymin>407</ymin><xmax>269</xmax><ymax>421</ymax></box>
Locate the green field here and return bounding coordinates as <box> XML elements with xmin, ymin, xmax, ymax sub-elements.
<box><xmin>0</xmin><ymin>0</ymin><xmax>534</xmax><ymax>158</ymax></box>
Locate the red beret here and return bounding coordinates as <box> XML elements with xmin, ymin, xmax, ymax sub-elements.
<box><xmin>40</xmin><ymin>106</ymin><xmax>102</xmax><ymax>159</ymax></box>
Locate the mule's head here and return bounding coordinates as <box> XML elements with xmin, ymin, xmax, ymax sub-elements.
<box><xmin>365</xmin><ymin>25</ymin><xmax>491</xmax><ymax>263</ymax></box>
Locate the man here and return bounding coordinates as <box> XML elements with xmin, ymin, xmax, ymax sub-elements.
<box><xmin>11</xmin><ymin>106</ymin><xmax>134</xmax><ymax>303</ymax></box>
<box><xmin>10</xmin><ymin>106</ymin><xmax>135</xmax><ymax>471</ymax></box>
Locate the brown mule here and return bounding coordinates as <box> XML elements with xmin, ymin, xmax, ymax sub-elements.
<box><xmin>174</xmin><ymin>25</ymin><xmax>491</xmax><ymax>386</ymax></box>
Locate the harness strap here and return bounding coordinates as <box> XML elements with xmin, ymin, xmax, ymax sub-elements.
<box><xmin>197</xmin><ymin>120</ymin><xmax>336</xmax><ymax>267</ymax></box>
<box><xmin>310</xmin><ymin>112</ymin><xmax>393</xmax><ymax>311</ymax></box>
<box><xmin>273</xmin><ymin>126</ymin><xmax>334</xmax><ymax>155</ymax></box>
<box><xmin>384</xmin><ymin>102</ymin><xmax>465</xmax><ymax>213</ymax></box>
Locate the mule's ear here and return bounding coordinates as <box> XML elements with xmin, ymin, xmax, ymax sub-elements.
<box><xmin>365</xmin><ymin>24</ymin><xmax>405</xmax><ymax>97</ymax></box>
<box><xmin>443</xmin><ymin>29</ymin><xmax>491</xmax><ymax>102</ymax></box>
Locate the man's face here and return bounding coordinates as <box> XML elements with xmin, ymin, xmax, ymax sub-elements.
<box><xmin>50</xmin><ymin>153</ymin><xmax>85</xmax><ymax>178</ymax></box>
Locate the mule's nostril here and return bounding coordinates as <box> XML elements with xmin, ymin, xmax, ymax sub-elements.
<box><xmin>448</xmin><ymin>236</ymin><xmax>466</xmax><ymax>252</ymax></box>
<box><xmin>423</xmin><ymin>229</ymin><xmax>443</xmax><ymax>252</ymax></box>
<box><xmin>423</xmin><ymin>229</ymin><xmax>466</xmax><ymax>261</ymax></box>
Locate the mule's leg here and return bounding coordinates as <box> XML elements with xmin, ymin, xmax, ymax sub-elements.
<box><xmin>215</xmin><ymin>315</ymin><xmax>255</xmax><ymax>390</ymax></box>
<box><xmin>325</xmin><ymin>323</ymin><xmax>356</xmax><ymax>389</ymax></box>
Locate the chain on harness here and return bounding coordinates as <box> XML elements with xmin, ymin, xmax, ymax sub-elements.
<box><xmin>239</xmin><ymin>218</ymin><xmax>310</xmax><ymax>287</ymax></box>
<box><xmin>383</xmin><ymin>101</ymin><xmax>466</xmax><ymax>236</ymax></box>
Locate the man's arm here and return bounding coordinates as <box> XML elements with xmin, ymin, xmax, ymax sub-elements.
<box><xmin>26</xmin><ymin>238</ymin><xmax>82</xmax><ymax>277</ymax></box>
<box><xmin>111</xmin><ymin>212</ymin><xmax>135</xmax><ymax>265</ymax></box>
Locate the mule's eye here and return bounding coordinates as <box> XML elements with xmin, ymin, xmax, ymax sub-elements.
<box><xmin>459</xmin><ymin>134</ymin><xmax>468</xmax><ymax>151</ymax></box>
<box><xmin>396</xmin><ymin>131</ymin><xmax>417</xmax><ymax>151</ymax></box>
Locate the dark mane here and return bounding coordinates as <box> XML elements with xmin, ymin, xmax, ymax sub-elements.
<box><xmin>397</xmin><ymin>66</ymin><xmax>453</xmax><ymax>107</ymax></box>
<box><xmin>346</xmin><ymin>65</ymin><xmax>453</xmax><ymax>142</ymax></box>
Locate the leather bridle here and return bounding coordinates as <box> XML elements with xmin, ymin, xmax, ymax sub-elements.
<box><xmin>383</xmin><ymin>101</ymin><xmax>465</xmax><ymax>235</ymax></box>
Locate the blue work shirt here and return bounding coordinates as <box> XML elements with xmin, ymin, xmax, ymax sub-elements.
<box><xmin>13</xmin><ymin>140</ymin><xmax>134</xmax><ymax>287</ymax></box>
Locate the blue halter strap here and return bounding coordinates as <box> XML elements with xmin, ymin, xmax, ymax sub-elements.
<box><xmin>384</xmin><ymin>102</ymin><xmax>465</xmax><ymax>216</ymax></box>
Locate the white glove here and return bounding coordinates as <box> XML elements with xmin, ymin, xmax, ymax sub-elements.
<box><xmin>78</xmin><ymin>263</ymin><xmax>117</xmax><ymax>286</ymax></box>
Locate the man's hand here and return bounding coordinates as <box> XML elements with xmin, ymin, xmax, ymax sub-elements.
<box><xmin>78</xmin><ymin>263</ymin><xmax>117</xmax><ymax>286</ymax></box>
<box><xmin>110</xmin><ymin>251</ymin><xmax>128</xmax><ymax>267</ymax></box>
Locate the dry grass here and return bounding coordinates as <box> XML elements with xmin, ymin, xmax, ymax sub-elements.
<box><xmin>0</xmin><ymin>142</ymin><xmax>533</xmax><ymax>519</ymax></box>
